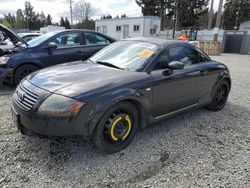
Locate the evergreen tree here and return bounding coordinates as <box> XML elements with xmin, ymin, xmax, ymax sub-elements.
<box><xmin>15</xmin><ymin>9</ymin><xmax>25</xmax><ymax>29</ymax></box>
<box><xmin>136</xmin><ymin>0</ymin><xmax>209</xmax><ymax>30</ymax></box>
<box><xmin>60</xmin><ymin>17</ymin><xmax>66</xmax><ymax>27</ymax></box>
<box><xmin>39</xmin><ymin>11</ymin><xmax>47</xmax><ymax>27</ymax></box>
<box><xmin>65</xmin><ymin>17</ymin><xmax>71</xmax><ymax>29</ymax></box>
<box><xmin>23</xmin><ymin>1</ymin><xmax>39</xmax><ymax>30</ymax></box>
<box><xmin>46</xmin><ymin>14</ymin><xmax>52</xmax><ymax>25</ymax></box>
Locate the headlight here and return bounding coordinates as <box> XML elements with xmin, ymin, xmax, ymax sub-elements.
<box><xmin>37</xmin><ymin>94</ymin><xmax>85</xmax><ymax>116</ymax></box>
<box><xmin>0</xmin><ymin>56</ymin><xmax>10</xmax><ymax>65</ymax></box>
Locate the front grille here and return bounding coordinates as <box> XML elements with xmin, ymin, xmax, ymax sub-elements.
<box><xmin>13</xmin><ymin>83</ymin><xmax>39</xmax><ymax>111</ymax></box>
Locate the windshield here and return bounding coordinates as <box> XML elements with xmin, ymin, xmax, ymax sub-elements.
<box><xmin>27</xmin><ymin>31</ymin><xmax>58</xmax><ymax>47</ymax></box>
<box><xmin>90</xmin><ymin>41</ymin><xmax>160</xmax><ymax>71</ymax></box>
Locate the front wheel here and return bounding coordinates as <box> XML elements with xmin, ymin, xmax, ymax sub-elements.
<box><xmin>206</xmin><ymin>80</ymin><xmax>230</xmax><ymax>111</ymax></box>
<box><xmin>14</xmin><ymin>65</ymin><xmax>39</xmax><ymax>85</ymax></box>
<box><xmin>94</xmin><ymin>102</ymin><xmax>138</xmax><ymax>153</ymax></box>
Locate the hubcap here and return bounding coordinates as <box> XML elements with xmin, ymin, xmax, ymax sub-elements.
<box><xmin>104</xmin><ymin>112</ymin><xmax>132</xmax><ymax>144</ymax></box>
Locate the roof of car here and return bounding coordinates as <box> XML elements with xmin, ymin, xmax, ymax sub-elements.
<box><xmin>123</xmin><ymin>37</ymin><xmax>194</xmax><ymax>48</ymax></box>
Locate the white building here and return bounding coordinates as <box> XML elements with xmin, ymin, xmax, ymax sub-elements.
<box><xmin>240</xmin><ymin>20</ymin><xmax>250</xmax><ymax>34</ymax></box>
<box><xmin>40</xmin><ymin>25</ymin><xmax>65</xmax><ymax>34</ymax></box>
<box><xmin>95</xmin><ymin>16</ymin><xmax>161</xmax><ymax>40</ymax></box>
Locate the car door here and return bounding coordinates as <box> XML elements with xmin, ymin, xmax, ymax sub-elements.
<box><xmin>40</xmin><ymin>31</ymin><xmax>84</xmax><ymax>67</ymax></box>
<box><xmin>151</xmin><ymin>45</ymin><xmax>208</xmax><ymax>118</ymax></box>
<box><xmin>82</xmin><ymin>32</ymin><xmax>112</xmax><ymax>60</ymax></box>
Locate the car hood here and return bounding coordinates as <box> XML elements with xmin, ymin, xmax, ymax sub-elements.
<box><xmin>0</xmin><ymin>24</ymin><xmax>27</xmax><ymax>46</ymax></box>
<box><xmin>27</xmin><ymin>61</ymin><xmax>147</xmax><ymax>100</ymax></box>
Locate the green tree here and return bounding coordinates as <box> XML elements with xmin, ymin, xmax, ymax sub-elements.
<box><xmin>15</xmin><ymin>9</ymin><xmax>25</xmax><ymax>29</ymax></box>
<box><xmin>65</xmin><ymin>17</ymin><xmax>71</xmax><ymax>29</ymax></box>
<box><xmin>136</xmin><ymin>0</ymin><xmax>209</xmax><ymax>30</ymax></box>
<box><xmin>46</xmin><ymin>14</ymin><xmax>52</xmax><ymax>25</ymax></box>
<box><xmin>39</xmin><ymin>11</ymin><xmax>47</xmax><ymax>27</ymax></box>
<box><xmin>166</xmin><ymin>0</ymin><xmax>209</xmax><ymax>30</ymax></box>
<box><xmin>4</xmin><ymin>13</ymin><xmax>16</xmax><ymax>28</ymax></box>
<box><xmin>101</xmin><ymin>14</ymin><xmax>112</xmax><ymax>19</ymax></box>
<box><xmin>135</xmin><ymin>0</ymin><xmax>158</xmax><ymax>16</ymax></box>
<box><xmin>223</xmin><ymin>0</ymin><xmax>250</xmax><ymax>30</ymax></box>
<box><xmin>60</xmin><ymin>17</ymin><xmax>66</xmax><ymax>27</ymax></box>
<box><xmin>23</xmin><ymin>1</ymin><xmax>38</xmax><ymax>30</ymax></box>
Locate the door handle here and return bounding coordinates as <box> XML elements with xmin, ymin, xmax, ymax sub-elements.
<box><xmin>200</xmin><ymin>70</ymin><xmax>207</xmax><ymax>76</ymax></box>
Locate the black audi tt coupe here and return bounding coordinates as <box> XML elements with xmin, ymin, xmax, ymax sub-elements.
<box><xmin>12</xmin><ymin>38</ymin><xmax>231</xmax><ymax>153</ymax></box>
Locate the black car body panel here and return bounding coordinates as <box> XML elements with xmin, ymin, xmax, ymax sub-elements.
<box><xmin>12</xmin><ymin>38</ymin><xmax>231</xmax><ymax>137</ymax></box>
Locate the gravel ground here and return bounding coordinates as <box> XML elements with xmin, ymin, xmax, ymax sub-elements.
<box><xmin>0</xmin><ymin>54</ymin><xmax>249</xmax><ymax>188</ymax></box>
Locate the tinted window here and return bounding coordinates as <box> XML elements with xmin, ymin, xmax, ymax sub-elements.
<box><xmin>85</xmin><ymin>32</ymin><xmax>110</xmax><ymax>45</ymax></box>
<box><xmin>169</xmin><ymin>47</ymin><xmax>198</xmax><ymax>65</ymax></box>
<box><xmin>50</xmin><ymin>33</ymin><xmax>81</xmax><ymax>47</ymax></box>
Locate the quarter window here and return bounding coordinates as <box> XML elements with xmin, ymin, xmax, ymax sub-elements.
<box><xmin>199</xmin><ymin>52</ymin><xmax>210</xmax><ymax>62</ymax></box>
<box><xmin>85</xmin><ymin>32</ymin><xmax>111</xmax><ymax>45</ymax></box>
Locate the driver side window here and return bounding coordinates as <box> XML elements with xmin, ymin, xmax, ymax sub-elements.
<box><xmin>168</xmin><ymin>47</ymin><xmax>198</xmax><ymax>66</ymax></box>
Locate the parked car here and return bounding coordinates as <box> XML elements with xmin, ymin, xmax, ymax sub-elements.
<box><xmin>0</xmin><ymin>24</ymin><xmax>115</xmax><ymax>85</ymax></box>
<box><xmin>0</xmin><ymin>25</ymin><xmax>25</xmax><ymax>56</ymax></box>
<box><xmin>12</xmin><ymin>38</ymin><xmax>231</xmax><ymax>153</ymax></box>
<box><xmin>18</xmin><ymin>33</ymin><xmax>41</xmax><ymax>42</ymax></box>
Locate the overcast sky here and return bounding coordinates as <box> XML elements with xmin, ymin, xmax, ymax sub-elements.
<box><xmin>0</xmin><ymin>0</ymin><xmax>221</xmax><ymax>23</ymax></box>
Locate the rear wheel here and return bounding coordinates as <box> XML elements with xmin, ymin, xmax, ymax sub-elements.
<box><xmin>206</xmin><ymin>80</ymin><xmax>229</xmax><ymax>111</ymax></box>
<box><xmin>14</xmin><ymin>65</ymin><xmax>39</xmax><ymax>85</ymax></box>
<box><xmin>94</xmin><ymin>102</ymin><xmax>138</xmax><ymax>153</ymax></box>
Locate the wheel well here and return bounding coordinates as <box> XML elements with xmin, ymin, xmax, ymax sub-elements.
<box><xmin>123</xmin><ymin>99</ymin><xmax>147</xmax><ymax>129</ymax></box>
<box><xmin>224</xmin><ymin>77</ymin><xmax>231</xmax><ymax>91</ymax></box>
<box><xmin>14</xmin><ymin>63</ymin><xmax>40</xmax><ymax>73</ymax></box>
<box><xmin>13</xmin><ymin>63</ymin><xmax>40</xmax><ymax>83</ymax></box>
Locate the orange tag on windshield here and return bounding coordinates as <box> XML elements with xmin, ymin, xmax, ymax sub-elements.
<box><xmin>138</xmin><ymin>50</ymin><xmax>154</xmax><ymax>58</ymax></box>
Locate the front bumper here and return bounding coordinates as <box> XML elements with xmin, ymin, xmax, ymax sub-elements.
<box><xmin>11</xmin><ymin>80</ymin><xmax>92</xmax><ymax>137</ymax></box>
<box><xmin>0</xmin><ymin>67</ymin><xmax>11</xmax><ymax>87</ymax></box>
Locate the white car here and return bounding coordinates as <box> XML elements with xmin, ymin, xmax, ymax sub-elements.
<box><xmin>0</xmin><ymin>24</ymin><xmax>27</xmax><ymax>56</ymax></box>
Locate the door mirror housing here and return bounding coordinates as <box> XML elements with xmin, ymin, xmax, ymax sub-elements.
<box><xmin>46</xmin><ymin>42</ymin><xmax>57</xmax><ymax>50</ymax></box>
<box><xmin>168</xmin><ymin>61</ymin><xmax>184</xmax><ymax>70</ymax></box>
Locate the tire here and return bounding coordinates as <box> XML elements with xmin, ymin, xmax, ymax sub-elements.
<box><xmin>14</xmin><ymin>64</ymin><xmax>39</xmax><ymax>85</ymax></box>
<box><xmin>206</xmin><ymin>80</ymin><xmax>230</xmax><ymax>111</ymax></box>
<box><xmin>94</xmin><ymin>102</ymin><xmax>138</xmax><ymax>153</ymax></box>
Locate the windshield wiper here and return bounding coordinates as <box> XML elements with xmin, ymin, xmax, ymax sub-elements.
<box><xmin>96</xmin><ymin>61</ymin><xmax>124</xmax><ymax>70</ymax></box>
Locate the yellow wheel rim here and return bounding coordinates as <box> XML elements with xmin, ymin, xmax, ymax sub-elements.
<box><xmin>110</xmin><ymin>115</ymin><xmax>132</xmax><ymax>142</ymax></box>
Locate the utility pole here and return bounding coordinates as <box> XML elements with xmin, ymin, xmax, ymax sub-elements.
<box><xmin>214</xmin><ymin>0</ymin><xmax>223</xmax><ymax>41</ymax></box>
<box><xmin>69</xmin><ymin>0</ymin><xmax>73</xmax><ymax>25</ymax></box>
<box><xmin>172</xmin><ymin>0</ymin><xmax>178</xmax><ymax>38</ymax></box>
<box><xmin>234</xmin><ymin>0</ymin><xmax>241</xmax><ymax>30</ymax></box>
<box><xmin>215</xmin><ymin>0</ymin><xmax>223</xmax><ymax>28</ymax></box>
<box><xmin>208</xmin><ymin>0</ymin><xmax>214</xmax><ymax>30</ymax></box>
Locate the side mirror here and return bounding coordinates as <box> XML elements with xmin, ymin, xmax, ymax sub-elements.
<box><xmin>168</xmin><ymin>61</ymin><xmax>184</xmax><ymax>70</ymax></box>
<box><xmin>45</xmin><ymin>42</ymin><xmax>57</xmax><ymax>50</ymax></box>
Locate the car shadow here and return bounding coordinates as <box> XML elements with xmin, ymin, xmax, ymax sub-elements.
<box><xmin>15</xmin><ymin>100</ymin><xmax>249</xmax><ymax>185</ymax></box>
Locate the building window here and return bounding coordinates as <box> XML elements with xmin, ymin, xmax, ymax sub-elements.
<box><xmin>134</xmin><ymin>25</ymin><xmax>140</xmax><ymax>32</ymax></box>
<box><xmin>96</xmin><ymin>26</ymin><xmax>101</xmax><ymax>32</ymax></box>
<box><xmin>116</xmin><ymin>26</ymin><xmax>121</xmax><ymax>32</ymax></box>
